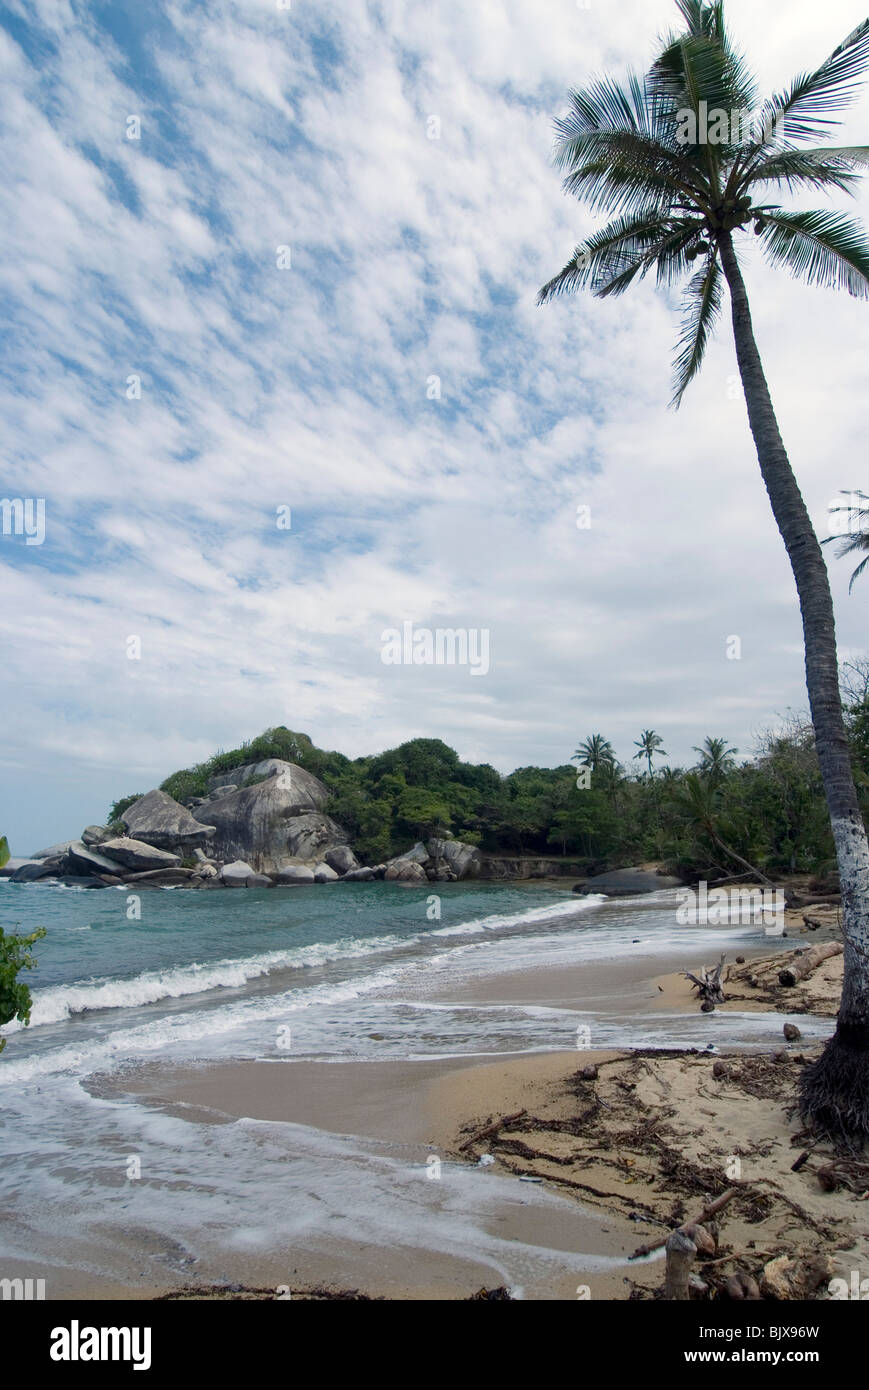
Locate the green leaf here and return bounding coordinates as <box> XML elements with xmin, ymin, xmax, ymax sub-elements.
<box><xmin>0</xmin><ymin>836</ymin><xmax>8</xmax><ymax>869</ymax></box>
<box><xmin>671</xmin><ymin>254</ymin><xmax>724</xmax><ymax>406</ymax></box>
<box><xmin>758</xmin><ymin>208</ymin><xmax>869</xmax><ymax>298</ymax></box>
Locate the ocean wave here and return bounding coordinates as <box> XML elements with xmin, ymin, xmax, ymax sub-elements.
<box><xmin>429</xmin><ymin>893</ymin><xmax>608</xmax><ymax>937</ymax></box>
<box><xmin>3</xmin><ymin>934</ymin><xmax>411</xmax><ymax>1030</ymax></box>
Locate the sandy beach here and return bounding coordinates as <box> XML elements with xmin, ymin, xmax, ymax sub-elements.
<box><xmin>50</xmin><ymin>893</ymin><xmax>860</xmax><ymax>1303</ymax></box>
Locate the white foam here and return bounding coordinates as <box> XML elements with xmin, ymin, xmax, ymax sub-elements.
<box><xmin>430</xmin><ymin>893</ymin><xmax>607</xmax><ymax>937</ymax></box>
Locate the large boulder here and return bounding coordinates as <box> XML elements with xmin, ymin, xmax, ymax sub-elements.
<box><xmin>205</xmin><ymin>763</ymin><xmax>349</xmax><ymax>873</ymax></box>
<box><xmin>384</xmin><ymin>859</ymin><xmax>428</xmax><ymax>883</ymax></box>
<box><xmin>275</xmin><ymin>865</ymin><xmax>316</xmax><ymax>885</ymax></box>
<box><xmin>313</xmin><ymin>862</ymin><xmax>339</xmax><ymax>883</ymax></box>
<box><xmin>67</xmin><ymin>840</ymin><xmax>123</xmax><ymax>876</ymax></box>
<box><xmin>220</xmin><ymin>860</ymin><xmax>257</xmax><ymax>887</ymax></box>
<box><xmin>325</xmin><ymin>845</ymin><xmax>360</xmax><ymax>876</ymax></box>
<box><xmin>340</xmin><ymin>867</ymin><xmax>376</xmax><ymax>882</ymax></box>
<box><xmin>122</xmin><ymin>790</ymin><xmax>215</xmax><ymax>850</ymax></box>
<box><xmin>577</xmin><ymin>867</ymin><xmax>684</xmax><ymax>897</ymax></box>
<box><xmin>426</xmin><ymin>838</ymin><xmax>482</xmax><ymax>880</ymax></box>
<box><xmin>100</xmin><ymin>837</ymin><xmax>182</xmax><ymax>872</ymax></box>
<box><xmin>81</xmin><ymin>825</ymin><xmax>112</xmax><ymax>847</ymax></box>
<box><xmin>207</xmin><ymin>759</ymin><xmax>329</xmax><ymax>809</ymax></box>
<box><xmin>6</xmin><ymin>859</ymin><xmax>58</xmax><ymax>881</ymax></box>
<box><xmin>30</xmin><ymin>840</ymin><xmax>76</xmax><ymax>862</ymax></box>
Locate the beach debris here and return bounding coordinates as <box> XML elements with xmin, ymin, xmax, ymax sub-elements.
<box><xmin>712</xmin><ymin>1060</ymin><xmax>731</xmax><ymax>1079</ymax></box>
<box><xmin>458</xmin><ymin>1110</ymin><xmax>527</xmax><ymax>1153</ymax></box>
<box><xmin>578</xmin><ymin>1064</ymin><xmax>599</xmax><ymax>1082</ymax></box>
<box><xmin>664</xmin><ymin>1229</ymin><xmax>699</xmax><ymax>1300</ymax></box>
<box><xmin>783</xmin><ymin>1023</ymin><xmax>802</xmax><ymax>1042</ymax></box>
<box><xmin>815</xmin><ymin>1156</ymin><xmax>869</xmax><ymax>1193</ymax></box>
<box><xmin>790</xmin><ymin>1150</ymin><xmax>812</xmax><ymax>1173</ymax></box>
<box><xmin>760</xmin><ymin>1252</ymin><xmax>835</xmax><ymax>1300</ymax></box>
<box><xmin>468</xmin><ymin>1286</ymin><xmax>513</xmax><ymax>1299</ymax></box>
<box><xmin>477</xmin><ymin>1154</ymin><xmax>495</xmax><ymax>1167</ymax></box>
<box><xmin>630</xmin><ymin>1188</ymin><xmax>740</xmax><ymax>1261</ymax></box>
<box><xmin>519</xmin><ymin>1175</ymin><xmax>543</xmax><ymax>1183</ymax></box>
<box><xmin>683</xmin><ymin>954</ymin><xmax>727</xmax><ymax>1011</ymax></box>
<box><xmin>777</xmin><ymin>942</ymin><xmax>842</xmax><ymax>987</ymax></box>
<box><xmin>723</xmin><ymin>1271</ymin><xmax>762</xmax><ymax>1300</ymax></box>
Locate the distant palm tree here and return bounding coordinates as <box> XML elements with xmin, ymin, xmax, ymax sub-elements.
<box><xmin>824</xmin><ymin>490</ymin><xmax>869</xmax><ymax>591</ymax></box>
<box><xmin>692</xmin><ymin>736</ymin><xmax>738</xmax><ymax>783</ymax></box>
<box><xmin>633</xmin><ymin>729</ymin><xmax>668</xmax><ymax>777</ymax></box>
<box><xmin>540</xmin><ymin>0</ymin><xmax>869</xmax><ymax>1144</ymax></box>
<box><xmin>572</xmin><ymin>734</ymin><xmax>616</xmax><ymax>775</ymax></box>
<box><xmin>669</xmin><ymin>772</ymin><xmax>773</xmax><ymax>885</ymax></box>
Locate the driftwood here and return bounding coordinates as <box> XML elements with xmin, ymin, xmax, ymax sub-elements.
<box><xmin>684</xmin><ymin>954</ymin><xmax>727</xmax><ymax>1012</ymax></box>
<box><xmin>629</xmin><ymin>1188</ymin><xmax>740</xmax><ymax>1260</ymax></box>
<box><xmin>778</xmin><ymin>942</ymin><xmax>842</xmax><ymax>987</ymax></box>
<box><xmin>458</xmin><ymin>1110</ymin><xmax>526</xmax><ymax>1152</ymax></box>
<box><xmin>665</xmin><ymin>1229</ymin><xmax>697</xmax><ymax>1300</ymax></box>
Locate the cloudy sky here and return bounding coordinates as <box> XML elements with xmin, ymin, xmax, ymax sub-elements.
<box><xmin>1</xmin><ymin>0</ymin><xmax>867</xmax><ymax>852</ymax></box>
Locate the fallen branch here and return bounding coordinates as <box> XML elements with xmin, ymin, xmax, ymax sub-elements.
<box><xmin>629</xmin><ymin>1188</ymin><xmax>740</xmax><ymax>1260</ymax></box>
<box><xmin>458</xmin><ymin>1110</ymin><xmax>527</xmax><ymax>1152</ymax></box>
<box><xmin>778</xmin><ymin>942</ymin><xmax>842</xmax><ymax>987</ymax></box>
<box><xmin>684</xmin><ymin>954</ymin><xmax>727</xmax><ymax>1012</ymax></box>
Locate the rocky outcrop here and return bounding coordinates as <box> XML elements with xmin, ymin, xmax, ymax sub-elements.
<box><xmin>207</xmin><ymin>759</ymin><xmax>329</xmax><ymax>808</ymax></box>
<box><xmin>383</xmin><ymin>838</ymin><xmax>481</xmax><ymax>882</ymax></box>
<box><xmin>313</xmin><ymin>862</ymin><xmax>339</xmax><ymax>882</ymax></box>
<box><xmin>384</xmin><ymin>859</ymin><xmax>428</xmax><ymax>882</ymax></box>
<box><xmin>204</xmin><ymin>763</ymin><xmax>349</xmax><ymax>873</ymax></box>
<box><xmin>100</xmin><ymin>838</ymin><xmax>182</xmax><ymax>872</ymax></box>
<box><xmin>426</xmin><ymin>838</ymin><xmax>481</xmax><ymax>880</ymax></box>
<box><xmin>122</xmin><ymin>790</ymin><xmax>215</xmax><ymax>850</ymax></box>
<box><xmin>6</xmin><ymin>859</ymin><xmax>58</xmax><ymax>881</ymax></box>
<box><xmin>67</xmin><ymin>840</ymin><xmax>123</xmax><ymax>876</ymax></box>
<box><xmin>220</xmin><ymin>860</ymin><xmax>258</xmax><ymax>887</ymax></box>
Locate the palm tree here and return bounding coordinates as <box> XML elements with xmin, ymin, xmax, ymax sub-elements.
<box><xmin>540</xmin><ymin>1</ymin><xmax>869</xmax><ymax>1144</ymax></box>
<box><xmin>668</xmin><ymin>772</ymin><xmax>773</xmax><ymax>885</ymax></box>
<box><xmin>692</xmin><ymin>735</ymin><xmax>738</xmax><ymax>783</ymax></box>
<box><xmin>634</xmin><ymin>729</ymin><xmax>668</xmax><ymax>777</ymax></box>
<box><xmin>824</xmin><ymin>489</ymin><xmax>869</xmax><ymax>591</ymax></box>
<box><xmin>572</xmin><ymin>734</ymin><xmax>616</xmax><ymax>775</ymax></box>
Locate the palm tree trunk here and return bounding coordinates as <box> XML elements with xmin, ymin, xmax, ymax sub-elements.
<box><xmin>719</xmin><ymin>231</ymin><xmax>869</xmax><ymax>1144</ymax></box>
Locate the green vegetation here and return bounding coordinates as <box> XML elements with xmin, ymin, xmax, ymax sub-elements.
<box><xmin>0</xmin><ymin>926</ymin><xmax>47</xmax><ymax>1057</ymax></box>
<box><xmin>112</xmin><ymin>698</ymin><xmax>869</xmax><ymax>879</ymax></box>
<box><xmin>0</xmin><ymin>836</ymin><xmax>9</xmax><ymax>869</ymax></box>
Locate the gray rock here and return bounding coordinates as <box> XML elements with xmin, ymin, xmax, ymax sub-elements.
<box><xmin>100</xmin><ymin>838</ymin><xmax>182</xmax><ymax>872</ymax></box>
<box><xmin>193</xmin><ymin>862</ymin><xmax>219</xmax><ymax>880</ymax></box>
<box><xmin>325</xmin><ymin>845</ymin><xmax>360</xmax><ymax>875</ymax></box>
<box><xmin>245</xmin><ymin>873</ymin><xmax>273</xmax><ymax>889</ymax></box>
<box><xmin>206</xmin><ymin>759</ymin><xmax>329</xmax><ymax>805</ymax></box>
<box><xmin>388</xmin><ymin>841</ymin><xmax>430</xmax><ymax>866</ymax></box>
<box><xmin>220</xmin><ymin>860</ymin><xmax>257</xmax><ymax>887</ymax></box>
<box><xmin>313</xmin><ymin>862</ymin><xmax>339</xmax><ymax>883</ymax></box>
<box><xmin>30</xmin><ymin>841</ymin><xmax>76</xmax><ymax>861</ymax></box>
<box><xmin>81</xmin><ymin>825</ymin><xmax>112</xmax><ymax>847</ymax></box>
<box><xmin>578</xmin><ymin>867</ymin><xmax>684</xmax><ymax>897</ymax></box>
<box><xmin>384</xmin><ymin>859</ymin><xmax>428</xmax><ymax>883</ymax></box>
<box><xmin>67</xmin><ymin>840</ymin><xmax>124</xmax><ymax>876</ymax></box>
<box><xmin>340</xmin><ymin>867</ymin><xmax>376</xmax><ymax>882</ymax></box>
<box><xmin>205</xmin><ymin>761</ymin><xmax>348</xmax><ymax>871</ymax></box>
<box><xmin>426</xmin><ymin>838</ymin><xmax>482</xmax><ymax>880</ymax></box>
<box><xmin>122</xmin><ymin>790</ymin><xmax>215</xmax><ymax>849</ymax></box>
<box><xmin>274</xmin><ymin>865</ymin><xmax>316</xmax><ymax>885</ymax></box>
<box><xmin>8</xmin><ymin>859</ymin><xmax>58</xmax><ymax>882</ymax></box>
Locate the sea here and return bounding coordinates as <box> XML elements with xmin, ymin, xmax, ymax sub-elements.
<box><xmin>0</xmin><ymin>878</ymin><xmax>833</xmax><ymax>1296</ymax></box>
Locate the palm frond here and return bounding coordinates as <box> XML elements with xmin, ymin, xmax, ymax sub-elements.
<box><xmin>757</xmin><ymin>18</ymin><xmax>869</xmax><ymax>144</ymax></box>
<box><xmin>758</xmin><ymin>209</ymin><xmax>869</xmax><ymax>297</ymax></box>
<box><xmin>744</xmin><ymin>146</ymin><xmax>869</xmax><ymax>195</ymax></box>
<box><xmin>671</xmin><ymin>254</ymin><xmax>723</xmax><ymax>406</ymax></box>
<box><xmin>537</xmin><ymin>213</ymin><xmax>699</xmax><ymax>303</ymax></box>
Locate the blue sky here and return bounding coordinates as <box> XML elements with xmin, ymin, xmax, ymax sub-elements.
<box><xmin>1</xmin><ymin>0</ymin><xmax>868</xmax><ymax>852</ymax></box>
